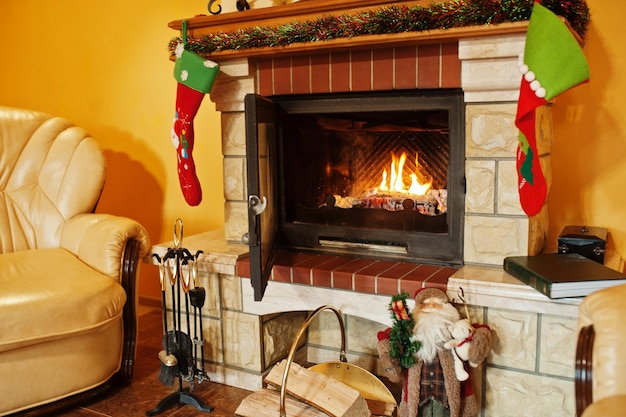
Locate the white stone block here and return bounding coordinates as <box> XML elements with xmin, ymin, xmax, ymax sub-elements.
<box><xmin>464</xmin><ymin>215</ymin><xmax>529</xmax><ymax>265</ymax></box>
<box><xmin>539</xmin><ymin>315</ymin><xmax>577</xmax><ymax>377</ymax></box>
<box><xmin>224</xmin><ymin>201</ymin><xmax>248</xmax><ymax>243</ymax></box>
<box><xmin>465</xmin><ymin>160</ymin><xmax>495</xmax><ymax>214</ymax></box>
<box><xmin>221</xmin><ymin>112</ymin><xmax>246</xmax><ymax>156</ymax></box>
<box><xmin>497</xmin><ymin>159</ymin><xmax>524</xmax><ymax>215</ymax></box>
<box><xmin>484</xmin><ymin>367</ymin><xmax>574</xmax><ymax>417</ymax></box>
<box><xmin>223</xmin><ymin>157</ymin><xmax>246</xmax><ymax>201</ymax></box>
<box><xmin>466</xmin><ymin>103</ymin><xmax>518</xmax><ymax>158</ymax></box>
<box><xmin>222</xmin><ymin>310</ymin><xmax>262</xmax><ymax>371</ymax></box>
<box><xmin>487</xmin><ymin>308</ymin><xmax>537</xmax><ymax>371</ymax></box>
<box><xmin>459</xmin><ymin>34</ymin><xmax>526</xmax><ymax>60</ymax></box>
<box><xmin>461</xmin><ymin>58</ymin><xmax>521</xmax><ymax>97</ymax></box>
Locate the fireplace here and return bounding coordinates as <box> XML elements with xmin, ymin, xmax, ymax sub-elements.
<box><xmin>162</xmin><ymin>7</ymin><xmax>570</xmax><ymax>413</ymax></box>
<box><xmin>245</xmin><ymin>89</ymin><xmax>465</xmax><ymax>267</ymax></box>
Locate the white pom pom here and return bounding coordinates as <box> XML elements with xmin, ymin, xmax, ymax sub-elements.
<box><xmin>175</xmin><ymin>43</ymin><xmax>185</xmax><ymax>59</ymax></box>
<box><xmin>530</xmin><ymin>80</ymin><xmax>541</xmax><ymax>91</ymax></box>
<box><xmin>519</xmin><ymin>63</ymin><xmax>529</xmax><ymax>74</ymax></box>
<box><xmin>181</xmin><ymin>70</ymin><xmax>189</xmax><ymax>81</ymax></box>
<box><xmin>204</xmin><ymin>60</ymin><xmax>218</xmax><ymax>69</ymax></box>
<box><xmin>536</xmin><ymin>87</ymin><xmax>547</xmax><ymax>98</ymax></box>
<box><xmin>524</xmin><ymin>71</ymin><xmax>536</xmax><ymax>82</ymax></box>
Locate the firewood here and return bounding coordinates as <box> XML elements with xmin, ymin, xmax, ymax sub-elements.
<box><xmin>364</xmin><ymin>399</ymin><xmax>395</xmax><ymax>417</ymax></box>
<box><xmin>235</xmin><ymin>388</ymin><xmax>330</xmax><ymax>417</ymax></box>
<box><xmin>265</xmin><ymin>360</ymin><xmax>371</xmax><ymax>417</ymax></box>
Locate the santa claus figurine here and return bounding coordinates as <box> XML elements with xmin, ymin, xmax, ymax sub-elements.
<box><xmin>377</xmin><ymin>287</ymin><xmax>492</xmax><ymax>417</ymax></box>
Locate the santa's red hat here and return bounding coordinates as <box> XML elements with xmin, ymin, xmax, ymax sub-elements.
<box><xmin>414</xmin><ymin>287</ymin><xmax>449</xmax><ymax>305</ymax></box>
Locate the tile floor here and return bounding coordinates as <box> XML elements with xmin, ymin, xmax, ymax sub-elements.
<box><xmin>61</xmin><ymin>306</ymin><xmax>252</xmax><ymax>417</ymax></box>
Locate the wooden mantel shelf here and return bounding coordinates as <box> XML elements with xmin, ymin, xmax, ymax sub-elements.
<box><xmin>167</xmin><ymin>0</ymin><xmax>529</xmax><ymax>59</ymax></box>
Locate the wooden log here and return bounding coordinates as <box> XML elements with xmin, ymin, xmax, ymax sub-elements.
<box><xmin>265</xmin><ymin>360</ymin><xmax>371</xmax><ymax>417</ymax></box>
<box><xmin>235</xmin><ymin>388</ymin><xmax>330</xmax><ymax>417</ymax></box>
<box><xmin>364</xmin><ymin>399</ymin><xmax>396</xmax><ymax>417</ymax></box>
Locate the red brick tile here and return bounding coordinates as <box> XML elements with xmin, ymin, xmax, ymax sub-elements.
<box><xmin>291</xmin><ymin>254</ymin><xmax>338</xmax><ymax>285</ymax></box>
<box><xmin>425</xmin><ymin>266</ymin><xmax>458</xmax><ymax>289</ymax></box>
<box><xmin>394</xmin><ymin>46</ymin><xmax>417</xmax><ymax>90</ymax></box>
<box><xmin>330</xmin><ymin>51</ymin><xmax>351</xmax><ymax>93</ymax></box>
<box><xmin>312</xmin><ymin>256</ymin><xmax>347</xmax><ymax>288</ymax></box>
<box><xmin>400</xmin><ymin>264</ymin><xmax>443</xmax><ymax>295</ymax></box>
<box><xmin>236</xmin><ymin>254</ymin><xmax>251</xmax><ymax>278</ymax></box>
<box><xmin>351</xmin><ymin>49</ymin><xmax>372</xmax><ymax>92</ymax></box>
<box><xmin>354</xmin><ymin>260</ymin><xmax>396</xmax><ymax>294</ymax></box>
<box><xmin>377</xmin><ymin>262</ymin><xmax>420</xmax><ymax>296</ymax></box>
<box><xmin>272</xmin><ymin>264</ymin><xmax>292</xmax><ymax>283</ymax></box>
<box><xmin>273</xmin><ymin>56</ymin><xmax>292</xmax><ymax>95</ymax></box>
<box><xmin>333</xmin><ymin>258</ymin><xmax>378</xmax><ymax>290</ymax></box>
<box><xmin>291</xmin><ymin>55</ymin><xmax>311</xmax><ymax>94</ymax></box>
<box><xmin>257</xmin><ymin>59</ymin><xmax>274</xmax><ymax>96</ymax></box>
<box><xmin>373</xmin><ymin>48</ymin><xmax>394</xmax><ymax>91</ymax></box>
<box><xmin>292</xmin><ymin>264</ymin><xmax>312</xmax><ymax>285</ymax></box>
<box><xmin>441</xmin><ymin>42</ymin><xmax>461</xmax><ymax>88</ymax></box>
<box><xmin>311</xmin><ymin>53</ymin><xmax>331</xmax><ymax>94</ymax></box>
<box><xmin>417</xmin><ymin>43</ymin><xmax>441</xmax><ymax>89</ymax></box>
<box><xmin>354</xmin><ymin>275</ymin><xmax>376</xmax><ymax>294</ymax></box>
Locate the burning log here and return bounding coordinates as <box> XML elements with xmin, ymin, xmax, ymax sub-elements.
<box><xmin>326</xmin><ymin>189</ymin><xmax>447</xmax><ymax>215</ymax></box>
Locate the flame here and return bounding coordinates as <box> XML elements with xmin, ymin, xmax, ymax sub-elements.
<box><xmin>379</xmin><ymin>152</ymin><xmax>431</xmax><ymax>195</ymax></box>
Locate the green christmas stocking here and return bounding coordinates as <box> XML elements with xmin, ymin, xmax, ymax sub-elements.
<box><xmin>515</xmin><ymin>1</ymin><xmax>589</xmax><ymax>216</ymax></box>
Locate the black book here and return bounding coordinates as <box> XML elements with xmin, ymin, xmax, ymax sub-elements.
<box><xmin>503</xmin><ymin>253</ymin><xmax>626</xmax><ymax>298</ymax></box>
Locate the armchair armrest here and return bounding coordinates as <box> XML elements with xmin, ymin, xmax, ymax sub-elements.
<box><xmin>576</xmin><ymin>283</ymin><xmax>626</xmax><ymax>417</ymax></box>
<box><xmin>61</xmin><ymin>213</ymin><xmax>151</xmax><ymax>382</ymax></box>
<box><xmin>61</xmin><ymin>213</ymin><xmax>151</xmax><ymax>280</ymax></box>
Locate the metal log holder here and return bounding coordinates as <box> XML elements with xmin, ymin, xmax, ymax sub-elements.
<box><xmin>147</xmin><ymin>219</ymin><xmax>213</xmax><ymax>416</ymax></box>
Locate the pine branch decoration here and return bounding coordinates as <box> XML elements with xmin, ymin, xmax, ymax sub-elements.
<box><xmin>168</xmin><ymin>0</ymin><xmax>590</xmax><ymax>56</ymax></box>
<box><xmin>388</xmin><ymin>291</ymin><xmax>421</xmax><ymax>369</ymax></box>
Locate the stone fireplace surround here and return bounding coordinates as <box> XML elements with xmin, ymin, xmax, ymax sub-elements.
<box><xmin>154</xmin><ymin>3</ymin><xmax>582</xmax><ymax>416</ymax></box>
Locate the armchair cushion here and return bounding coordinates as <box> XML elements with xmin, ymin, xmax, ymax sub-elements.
<box><xmin>0</xmin><ymin>248</ymin><xmax>126</xmax><ymax>354</ymax></box>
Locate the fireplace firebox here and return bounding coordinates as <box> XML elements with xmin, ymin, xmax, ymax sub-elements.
<box><xmin>244</xmin><ymin>90</ymin><xmax>465</xmax><ymax>300</ymax></box>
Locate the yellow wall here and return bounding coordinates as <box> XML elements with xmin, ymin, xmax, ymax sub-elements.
<box><xmin>0</xmin><ymin>1</ymin><xmax>225</xmax><ymax>301</ymax></box>
<box><xmin>1</xmin><ymin>1</ymin><xmax>625</xmax><ymax>302</ymax></box>
<box><xmin>549</xmin><ymin>1</ymin><xmax>626</xmax><ymax>258</ymax></box>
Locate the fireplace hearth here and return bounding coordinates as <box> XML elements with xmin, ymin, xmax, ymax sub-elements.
<box><xmin>245</xmin><ymin>90</ymin><xmax>465</xmax><ymax>269</ymax></box>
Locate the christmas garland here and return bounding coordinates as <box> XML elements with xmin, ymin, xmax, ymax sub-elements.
<box><xmin>168</xmin><ymin>0</ymin><xmax>590</xmax><ymax>56</ymax></box>
<box><xmin>388</xmin><ymin>291</ymin><xmax>421</xmax><ymax>369</ymax></box>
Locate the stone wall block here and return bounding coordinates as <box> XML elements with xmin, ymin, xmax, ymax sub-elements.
<box><xmin>484</xmin><ymin>368</ymin><xmax>574</xmax><ymax>417</ymax></box>
<box><xmin>222</xmin><ymin>310</ymin><xmax>262</xmax><ymax>371</ymax></box>
<box><xmin>539</xmin><ymin>314</ymin><xmax>578</xmax><ymax>377</ymax></box>
<box><xmin>486</xmin><ymin>308</ymin><xmax>537</xmax><ymax>371</ymax></box>
<box><xmin>465</xmin><ymin>160</ymin><xmax>495</xmax><ymax>214</ymax></box>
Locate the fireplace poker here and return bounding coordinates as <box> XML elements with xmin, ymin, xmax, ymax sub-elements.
<box><xmin>188</xmin><ymin>255</ymin><xmax>208</xmax><ymax>382</ymax></box>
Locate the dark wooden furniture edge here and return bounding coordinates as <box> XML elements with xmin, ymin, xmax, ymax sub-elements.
<box><xmin>575</xmin><ymin>324</ymin><xmax>595</xmax><ymax>417</ymax></box>
<box><xmin>9</xmin><ymin>238</ymin><xmax>143</xmax><ymax>416</ymax></box>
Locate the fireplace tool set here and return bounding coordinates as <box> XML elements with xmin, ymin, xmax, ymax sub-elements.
<box><xmin>147</xmin><ymin>219</ymin><xmax>213</xmax><ymax>416</ymax></box>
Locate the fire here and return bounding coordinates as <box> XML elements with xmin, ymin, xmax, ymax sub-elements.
<box><xmin>379</xmin><ymin>152</ymin><xmax>432</xmax><ymax>195</ymax></box>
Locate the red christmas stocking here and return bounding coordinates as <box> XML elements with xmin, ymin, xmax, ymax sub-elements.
<box><xmin>171</xmin><ymin>39</ymin><xmax>219</xmax><ymax>206</ymax></box>
<box><xmin>172</xmin><ymin>82</ymin><xmax>205</xmax><ymax>206</ymax></box>
<box><xmin>515</xmin><ymin>78</ymin><xmax>548</xmax><ymax>216</ymax></box>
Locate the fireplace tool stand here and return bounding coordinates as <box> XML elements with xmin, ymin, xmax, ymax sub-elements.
<box><xmin>147</xmin><ymin>219</ymin><xmax>213</xmax><ymax>416</ymax></box>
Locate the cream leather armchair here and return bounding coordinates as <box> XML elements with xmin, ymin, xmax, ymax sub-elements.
<box><xmin>575</xmin><ymin>283</ymin><xmax>626</xmax><ymax>417</ymax></box>
<box><xmin>0</xmin><ymin>106</ymin><xmax>151</xmax><ymax>416</ymax></box>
